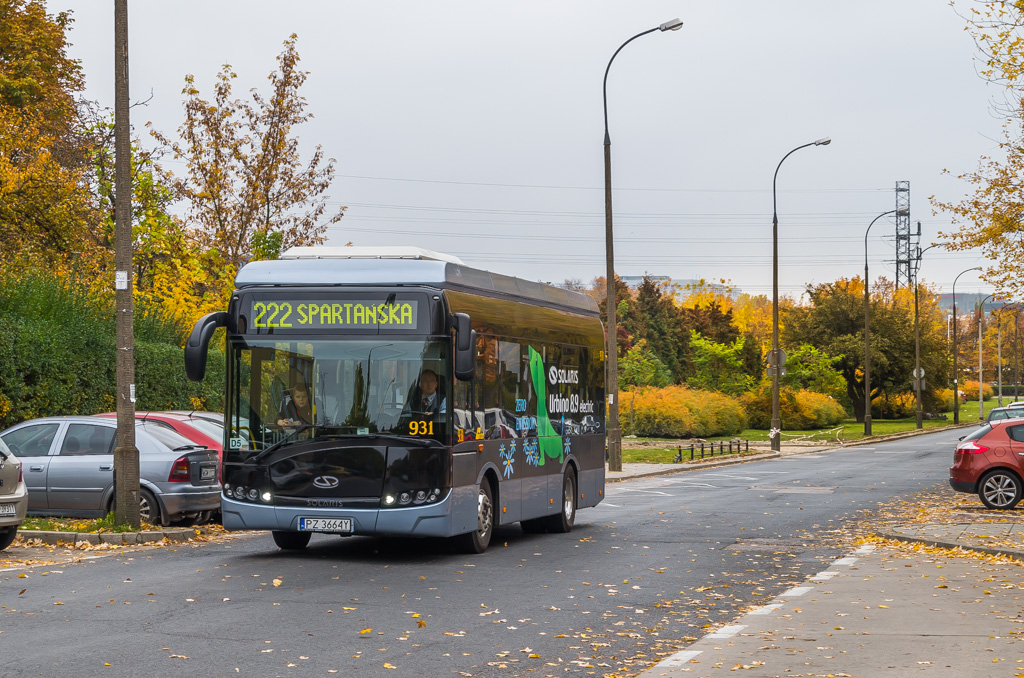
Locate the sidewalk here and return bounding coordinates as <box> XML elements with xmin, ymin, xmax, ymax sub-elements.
<box><xmin>611</xmin><ymin>438</ymin><xmax>1024</xmax><ymax>678</ymax></box>
<box><xmin>639</xmin><ymin>544</ymin><xmax>1024</xmax><ymax>677</ymax></box>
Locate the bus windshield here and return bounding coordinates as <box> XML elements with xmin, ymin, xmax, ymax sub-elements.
<box><xmin>226</xmin><ymin>337</ymin><xmax>450</xmax><ymax>461</ymax></box>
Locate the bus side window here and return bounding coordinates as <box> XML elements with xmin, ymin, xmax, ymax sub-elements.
<box><xmin>475</xmin><ymin>335</ymin><xmax>498</xmax><ymax>438</ymax></box>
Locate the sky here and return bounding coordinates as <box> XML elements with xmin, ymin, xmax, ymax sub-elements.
<box><xmin>46</xmin><ymin>1</ymin><xmax>1003</xmax><ymax>299</ymax></box>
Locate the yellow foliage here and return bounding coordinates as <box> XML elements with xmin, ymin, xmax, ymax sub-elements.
<box><xmin>620</xmin><ymin>385</ymin><xmax>746</xmax><ymax>438</ymax></box>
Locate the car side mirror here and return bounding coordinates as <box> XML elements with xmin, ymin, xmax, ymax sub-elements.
<box><xmin>453</xmin><ymin>313</ymin><xmax>475</xmax><ymax>382</ymax></box>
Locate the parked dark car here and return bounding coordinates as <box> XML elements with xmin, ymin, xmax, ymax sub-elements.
<box><xmin>0</xmin><ymin>417</ymin><xmax>220</xmax><ymax>525</ymax></box>
<box><xmin>985</xmin><ymin>406</ymin><xmax>1024</xmax><ymax>424</ymax></box>
<box><xmin>0</xmin><ymin>437</ymin><xmax>28</xmax><ymax>551</ymax></box>
<box><xmin>949</xmin><ymin>420</ymin><xmax>1024</xmax><ymax>509</ymax></box>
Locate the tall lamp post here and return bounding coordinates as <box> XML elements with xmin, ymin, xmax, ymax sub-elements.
<box><xmin>978</xmin><ymin>293</ymin><xmax>995</xmax><ymax>420</ymax></box>
<box><xmin>913</xmin><ymin>243</ymin><xmax>947</xmax><ymax>428</ymax></box>
<box><xmin>602</xmin><ymin>18</ymin><xmax>683</xmax><ymax>472</ymax></box>
<box><xmin>952</xmin><ymin>266</ymin><xmax>982</xmax><ymax>424</ymax></box>
<box><xmin>770</xmin><ymin>138</ymin><xmax>831</xmax><ymax>451</ymax></box>
<box><xmin>863</xmin><ymin>208</ymin><xmax>907</xmax><ymax>435</ymax></box>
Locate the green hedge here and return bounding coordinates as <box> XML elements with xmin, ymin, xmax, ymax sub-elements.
<box><xmin>620</xmin><ymin>385</ymin><xmax>747</xmax><ymax>438</ymax></box>
<box><xmin>0</xmin><ymin>269</ymin><xmax>224</xmax><ymax>428</ymax></box>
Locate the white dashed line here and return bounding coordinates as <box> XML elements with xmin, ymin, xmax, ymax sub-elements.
<box><xmin>654</xmin><ymin>650</ymin><xmax>703</xmax><ymax>668</ymax></box>
<box><xmin>832</xmin><ymin>556</ymin><xmax>859</xmax><ymax>566</ymax></box>
<box><xmin>780</xmin><ymin>586</ymin><xmax>813</xmax><ymax>597</ymax></box>
<box><xmin>748</xmin><ymin>603</ymin><xmax>783</xmax><ymax>615</ymax></box>
<box><xmin>810</xmin><ymin>571</ymin><xmax>837</xmax><ymax>581</ymax></box>
<box><xmin>704</xmin><ymin>624</ymin><xmax>746</xmax><ymax>639</ymax></box>
<box><xmin>854</xmin><ymin>545</ymin><xmax>876</xmax><ymax>555</ymax></box>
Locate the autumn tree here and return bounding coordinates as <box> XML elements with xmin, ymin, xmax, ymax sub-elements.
<box><xmin>150</xmin><ymin>34</ymin><xmax>345</xmax><ymax>278</ymax></box>
<box><xmin>785</xmin><ymin>277</ymin><xmax>948</xmax><ymax>422</ymax></box>
<box><xmin>0</xmin><ymin>0</ymin><xmax>96</xmax><ymax>260</ymax></box>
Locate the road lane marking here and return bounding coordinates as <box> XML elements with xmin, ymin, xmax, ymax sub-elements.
<box><xmin>780</xmin><ymin>586</ymin><xmax>813</xmax><ymax>597</ymax></box>
<box><xmin>854</xmin><ymin>545</ymin><xmax>876</xmax><ymax>555</ymax></box>
<box><xmin>810</xmin><ymin>571</ymin><xmax>837</xmax><ymax>581</ymax></box>
<box><xmin>654</xmin><ymin>650</ymin><xmax>702</xmax><ymax>668</ymax></box>
<box><xmin>704</xmin><ymin>624</ymin><xmax>746</xmax><ymax>638</ymax></box>
<box><xmin>832</xmin><ymin>556</ymin><xmax>859</xmax><ymax>566</ymax></box>
<box><xmin>748</xmin><ymin>603</ymin><xmax>783</xmax><ymax>615</ymax></box>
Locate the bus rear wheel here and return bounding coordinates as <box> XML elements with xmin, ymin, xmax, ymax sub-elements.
<box><xmin>544</xmin><ymin>468</ymin><xmax>576</xmax><ymax>533</ymax></box>
<box><xmin>272</xmin><ymin>531</ymin><xmax>312</xmax><ymax>550</ymax></box>
<box><xmin>456</xmin><ymin>480</ymin><xmax>494</xmax><ymax>554</ymax></box>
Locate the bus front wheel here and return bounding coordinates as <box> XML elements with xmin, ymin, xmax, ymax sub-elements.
<box><xmin>272</xmin><ymin>531</ymin><xmax>312</xmax><ymax>550</ymax></box>
<box><xmin>456</xmin><ymin>480</ymin><xmax>494</xmax><ymax>554</ymax></box>
<box><xmin>545</xmin><ymin>468</ymin><xmax>576</xmax><ymax>533</ymax></box>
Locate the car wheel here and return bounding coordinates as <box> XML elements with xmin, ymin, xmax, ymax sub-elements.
<box><xmin>978</xmin><ymin>470</ymin><xmax>1023</xmax><ymax>510</ymax></box>
<box><xmin>139</xmin><ymin>488</ymin><xmax>161</xmax><ymax>526</ymax></box>
<box><xmin>456</xmin><ymin>479</ymin><xmax>494</xmax><ymax>554</ymax></box>
<box><xmin>272</xmin><ymin>531</ymin><xmax>312</xmax><ymax>550</ymax></box>
<box><xmin>0</xmin><ymin>526</ymin><xmax>17</xmax><ymax>551</ymax></box>
<box><xmin>544</xmin><ymin>468</ymin><xmax>577</xmax><ymax>533</ymax></box>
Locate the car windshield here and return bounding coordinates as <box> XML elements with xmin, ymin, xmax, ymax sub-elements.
<box><xmin>183</xmin><ymin>417</ymin><xmax>224</xmax><ymax>441</ymax></box>
<box><xmin>226</xmin><ymin>337</ymin><xmax>450</xmax><ymax>461</ymax></box>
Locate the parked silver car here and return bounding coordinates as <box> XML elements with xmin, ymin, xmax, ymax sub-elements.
<box><xmin>0</xmin><ymin>437</ymin><xmax>28</xmax><ymax>550</ymax></box>
<box><xmin>0</xmin><ymin>416</ymin><xmax>220</xmax><ymax>526</ymax></box>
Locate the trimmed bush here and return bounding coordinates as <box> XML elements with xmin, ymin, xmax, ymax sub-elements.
<box><xmin>741</xmin><ymin>382</ymin><xmax>845</xmax><ymax>430</ymax></box>
<box><xmin>961</xmin><ymin>380</ymin><xmax>994</xmax><ymax>401</ymax></box>
<box><xmin>620</xmin><ymin>385</ymin><xmax>747</xmax><ymax>438</ymax></box>
<box><xmin>871</xmin><ymin>391</ymin><xmax>917</xmax><ymax>419</ymax></box>
<box><xmin>935</xmin><ymin>388</ymin><xmax>956</xmax><ymax>412</ymax></box>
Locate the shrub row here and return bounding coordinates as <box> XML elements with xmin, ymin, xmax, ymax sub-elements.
<box><xmin>620</xmin><ymin>385</ymin><xmax>747</xmax><ymax>438</ymax></box>
<box><xmin>0</xmin><ymin>268</ymin><xmax>224</xmax><ymax>428</ymax></box>
<box><xmin>740</xmin><ymin>382</ymin><xmax>846</xmax><ymax>430</ymax></box>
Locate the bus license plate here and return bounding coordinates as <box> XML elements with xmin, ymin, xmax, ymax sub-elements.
<box><xmin>299</xmin><ymin>517</ymin><xmax>352</xmax><ymax>533</ymax></box>
<box><xmin>0</xmin><ymin>503</ymin><xmax>15</xmax><ymax>517</ymax></box>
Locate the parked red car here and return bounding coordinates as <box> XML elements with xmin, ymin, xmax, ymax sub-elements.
<box><xmin>949</xmin><ymin>421</ymin><xmax>1024</xmax><ymax>509</ymax></box>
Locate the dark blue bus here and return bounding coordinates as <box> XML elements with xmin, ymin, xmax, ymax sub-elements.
<box><xmin>185</xmin><ymin>247</ymin><xmax>606</xmax><ymax>552</ymax></box>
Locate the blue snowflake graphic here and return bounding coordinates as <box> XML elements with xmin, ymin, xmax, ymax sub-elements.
<box><xmin>563</xmin><ymin>436</ymin><xmax>572</xmax><ymax>456</ymax></box>
<box><xmin>524</xmin><ymin>438</ymin><xmax>540</xmax><ymax>466</ymax></box>
<box><xmin>500</xmin><ymin>443</ymin><xmax>515</xmax><ymax>478</ymax></box>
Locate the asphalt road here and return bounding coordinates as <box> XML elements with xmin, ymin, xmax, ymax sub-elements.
<box><xmin>0</xmin><ymin>428</ymin><xmax>964</xmax><ymax>678</ymax></box>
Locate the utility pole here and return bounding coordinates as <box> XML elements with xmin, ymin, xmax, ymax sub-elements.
<box><xmin>113</xmin><ymin>0</ymin><xmax>140</xmax><ymax>528</ymax></box>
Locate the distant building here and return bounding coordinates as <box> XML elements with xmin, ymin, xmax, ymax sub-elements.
<box><xmin>936</xmin><ymin>293</ymin><xmax>1003</xmax><ymax>315</ymax></box>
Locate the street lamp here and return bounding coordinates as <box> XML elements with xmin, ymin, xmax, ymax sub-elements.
<box><xmin>602</xmin><ymin>17</ymin><xmax>683</xmax><ymax>472</ymax></box>
<box><xmin>770</xmin><ymin>137</ymin><xmax>831</xmax><ymax>451</ymax></box>
<box><xmin>863</xmin><ymin>208</ymin><xmax>908</xmax><ymax>436</ymax></box>
<box><xmin>913</xmin><ymin>242</ymin><xmax>947</xmax><ymax>428</ymax></box>
<box><xmin>952</xmin><ymin>266</ymin><xmax>982</xmax><ymax>424</ymax></box>
<box><xmin>978</xmin><ymin>293</ymin><xmax>995</xmax><ymax>420</ymax></box>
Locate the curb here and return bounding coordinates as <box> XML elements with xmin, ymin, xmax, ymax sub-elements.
<box><xmin>606</xmin><ymin>452</ymin><xmax>781</xmax><ymax>483</ymax></box>
<box><xmin>876</xmin><ymin>529</ymin><xmax>1024</xmax><ymax>561</ymax></box>
<box><xmin>16</xmin><ymin>528</ymin><xmax>197</xmax><ymax>546</ymax></box>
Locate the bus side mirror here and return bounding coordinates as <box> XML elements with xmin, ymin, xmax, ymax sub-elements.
<box><xmin>185</xmin><ymin>312</ymin><xmax>233</xmax><ymax>382</ymax></box>
<box><xmin>454</xmin><ymin>313</ymin><xmax>475</xmax><ymax>382</ymax></box>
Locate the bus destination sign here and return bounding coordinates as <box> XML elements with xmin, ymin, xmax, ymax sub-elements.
<box><xmin>250</xmin><ymin>299</ymin><xmax>419</xmax><ymax>330</ymax></box>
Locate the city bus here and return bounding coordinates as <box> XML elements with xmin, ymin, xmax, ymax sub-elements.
<box><xmin>184</xmin><ymin>246</ymin><xmax>606</xmax><ymax>552</ymax></box>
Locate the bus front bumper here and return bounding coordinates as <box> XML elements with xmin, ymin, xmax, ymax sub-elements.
<box><xmin>220</xmin><ymin>490</ymin><xmax>460</xmax><ymax>538</ymax></box>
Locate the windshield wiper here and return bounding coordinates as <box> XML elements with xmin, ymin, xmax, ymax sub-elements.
<box><xmin>250</xmin><ymin>425</ymin><xmax>313</xmax><ymax>463</ymax></box>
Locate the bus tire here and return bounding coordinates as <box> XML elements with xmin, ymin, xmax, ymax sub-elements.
<box><xmin>456</xmin><ymin>479</ymin><xmax>494</xmax><ymax>554</ymax></box>
<box><xmin>272</xmin><ymin>531</ymin><xmax>312</xmax><ymax>550</ymax></box>
<box><xmin>544</xmin><ymin>468</ymin><xmax>576</xmax><ymax>534</ymax></box>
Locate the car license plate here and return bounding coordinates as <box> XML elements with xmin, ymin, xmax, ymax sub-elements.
<box><xmin>0</xmin><ymin>503</ymin><xmax>15</xmax><ymax>517</ymax></box>
<box><xmin>201</xmin><ymin>467</ymin><xmax>216</xmax><ymax>481</ymax></box>
<box><xmin>298</xmin><ymin>517</ymin><xmax>352</xmax><ymax>533</ymax></box>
